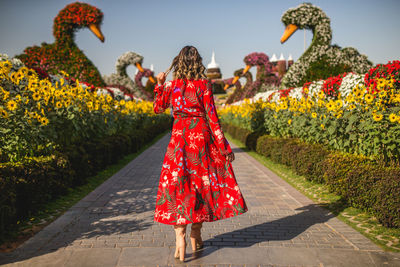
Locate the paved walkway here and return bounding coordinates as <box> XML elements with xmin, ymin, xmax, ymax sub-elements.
<box><xmin>1</xmin><ymin>132</ymin><xmax>399</xmax><ymax>267</ymax></box>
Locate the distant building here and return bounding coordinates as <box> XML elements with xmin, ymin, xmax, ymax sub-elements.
<box><xmin>206</xmin><ymin>52</ymin><xmax>224</xmax><ymax>93</ymax></box>
<box><xmin>270</xmin><ymin>53</ymin><xmax>294</xmax><ymax>78</ymax></box>
<box><xmin>206</xmin><ymin>52</ymin><xmax>222</xmax><ymax>79</ymax></box>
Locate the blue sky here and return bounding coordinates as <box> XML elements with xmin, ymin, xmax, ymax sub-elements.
<box><xmin>1</xmin><ymin>0</ymin><xmax>399</xmax><ymax>80</ymax></box>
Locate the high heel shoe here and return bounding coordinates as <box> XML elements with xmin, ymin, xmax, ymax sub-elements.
<box><xmin>174</xmin><ymin>225</ymin><xmax>187</xmax><ymax>262</ymax></box>
<box><xmin>190</xmin><ymin>222</ymin><xmax>204</xmax><ymax>251</ymax></box>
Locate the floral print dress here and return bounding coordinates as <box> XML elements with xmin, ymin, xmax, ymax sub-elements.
<box><xmin>153</xmin><ymin>79</ymin><xmax>247</xmax><ymax>225</ymax></box>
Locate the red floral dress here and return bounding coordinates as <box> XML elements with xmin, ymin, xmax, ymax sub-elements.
<box><xmin>153</xmin><ymin>79</ymin><xmax>247</xmax><ymax>225</ymax></box>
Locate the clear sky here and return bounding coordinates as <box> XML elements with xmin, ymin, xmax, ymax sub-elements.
<box><xmin>1</xmin><ymin>0</ymin><xmax>399</xmax><ymax>81</ymax></box>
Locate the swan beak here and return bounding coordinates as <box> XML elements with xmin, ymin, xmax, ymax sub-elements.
<box><xmin>136</xmin><ymin>62</ymin><xmax>144</xmax><ymax>72</ymax></box>
<box><xmin>135</xmin><ymin>63</ymin><xmax>156</xmax><ymax>83</ymax></box>
<box><xmin>281</xmin><ymin>24</ymin><xmax>298</xmax><ymax>43</ymax></box>
<box><xmin>224</xmin><ymin>76</ymin><xmax>240</xmax><ymax>90</ymax></box>
<box><xmin>89</xmin><ymin>24</ymin><xmax>105</xmax><ymax>42</ymax></box>
<box><xmin>242</xmin><ymin>65</ymin><xmax>251</xmax><ymax>75</ymax></box>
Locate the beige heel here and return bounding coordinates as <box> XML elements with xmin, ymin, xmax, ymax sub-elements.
<box><xmin>190</xmin><ymin>222</ymin><xmax>204</xmax><ymax>251</ymax></box>
<box><xmin>174</xmin><ymin>225</ymin><xmax>187</xmax><ymax>262</ymax></box>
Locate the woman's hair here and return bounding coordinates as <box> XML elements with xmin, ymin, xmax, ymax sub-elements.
<box><xmin>166</xmin><ymin>46</ymin><xmax>207</xmax><ymax>80</ymax></box>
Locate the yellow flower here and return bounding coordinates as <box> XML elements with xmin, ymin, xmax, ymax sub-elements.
<box><xmin>32</xmin><ymin>91</ymin><xmax>41</xmax><ymax>101</ymax></box>
<box><xmin>40</xmin><ymin>116</ymin><xmax>49</xmax><ymax>126</ymax></box>
<box><xmin>311</xmin><ymin>112</ymin><xmax>317</xmax><ymax>118</ymax></box>
<box><xmin>0</xmin><ymin>107</ymin><xmax>8</xmax><ymax>118</ymax></box>
<box><xmin>288</xmin><ymin>119</ymin><xmax>292</xmax><ymax>125</ymax></box>
<box><xmin>389</xmin><ymin>113</ymin><xmax>397</xmax><ymax>123</ymax></box>
<box><xmin>335</xmin><ymin>100</ymin><xmax>343</xmax><ymax>109</ymax></box>
<box><xmin>379</xmin><ymin>90</ymin><xmax>387</xmax><ymax>98</ymax></box>
<box><xmin>372</xmin><ymin>113</ymin><xmax>383</xmax><ymax>122</ymax></box>
<box><xmin>56</xmin><ymin>101</ymin><xmax>63</xmax><ymax>109</ymax></box>
<box><xmin>320</xmin><ymin>124</ymin><xmax>325</xmax><ymax>129</ymax></box>
<box><xmin>365</xmin><ymin>94</ymin><xmax>374</xmax><ymax>104</ymax></box>
<box><xmin>7</xmin><ymin>100</ymin><xmax>17</xmax><ymax>111</ymax></box>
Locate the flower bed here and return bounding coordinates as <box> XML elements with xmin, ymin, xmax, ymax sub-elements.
<box><xmin>0</xmin><ymin>54</ymin><xmax>171</xmax><ymax>240</ymax></box>
<box><xmin>221</xmin><ymin>122</ymin><xmax>400</xmax><ymax>228</ymax></box>
<box><xmin>219</xmin><ymin>61</ymin><xmax>400</xmax><ymax>163</ymax></box>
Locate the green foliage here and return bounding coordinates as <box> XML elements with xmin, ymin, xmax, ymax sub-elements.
<box><xmin>299</xmin><ymin>55</ymin><xmax>352</xmax><ymax>86</ymax></box>
<box><xmin>223</xmin><ymin>122</ymin><xmax>400</xmax><ymax>228</ymax></box>
<box><xmin>0</xmin><ymin>117</ymin><xmax>172</xmax><ymax>241</ymax></box>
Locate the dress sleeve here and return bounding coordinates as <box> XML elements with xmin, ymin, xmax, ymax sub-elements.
<box><xmin>202</xmin><ymin>80</ymin><xmax>233</xmax><ymax>156</ymax></box>
<box><xmin>153</xmin><ymin>81</ymin><xmax>172</xmax><ymax>114</ymax></box>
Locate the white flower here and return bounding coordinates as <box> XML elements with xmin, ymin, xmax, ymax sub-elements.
<box><xmin>189</xmin><ymin>142</ymin><xmax>197</xmax><ymax>150</ymax></box>
<box><xmin>177</xmin><ymin>216</ymin><xmax>186</xmax><ymax>224</ymax></box>
<box><xmin>202</xmin><ymin>175</ymin><xmax>210</xmax><ymax>186</ymax></box>
<box><xmin>214</xmin><ymin>129</ymin><xmax>223</xmax><ymax>140</ymax></box>
<box><xmin>161</xmin><ymin>212</ymin><xmax>171</xmax><ymax>220</ymax></box>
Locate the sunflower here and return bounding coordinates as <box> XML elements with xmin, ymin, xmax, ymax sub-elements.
<box><xmin>379</xmin><ymin>90</ymin><xmax>387</xmax><ymax>98</ymax></box>
<box><xmin>365</xmin><ymin>94</ymin><xmax>374</xmax><ymax>104</ymax></box>
<box><xmin>311</xmin><ymin>112</ymin><xmax>317</xmax><ymax>118</ymax></box>
<box><xmin>32</xmin><ymin>92</ymin><xmax>41</xmax><ymax>101</ymax></box>
<box><xmin>288</xmin><ymin>119</ymin><xmax>292</xmax><ymax>125</ymax></box>
<box><xmin>40</xmin><ymin>116</ymin><xmax>49</xmax><ymax>126</ymax></box>
<box><xmin>55</xmin><ymin>101</ymin><xmax>63</xmax><ymax>109</ymax></box>
<box><xmin>6</xmin><ymin>100</ymin><xmax>17</xmax><ymax>111</ymax></box>
<box><xmin>0</xmin><ymin>107</ymin><xmax>8</xmax><ymax>118</ymax></box>
<box><xmin>372</xmin><ymin>113</ymin><xmax>383</xmax><ymax>122</ymax></box>
<box><xmin>389</xmin><ymin>113</ymin><xmax>397</xmax><ymax>123</ymax></box>
<box><xmin>320</xmin><ymin>124</ymin><xmax>325</xmax><ymax>129</ymax></box>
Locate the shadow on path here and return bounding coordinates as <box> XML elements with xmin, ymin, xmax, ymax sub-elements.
<box><xmin>190</xmin><ymin>203</ymin><xmax>339</xmax><ymax>261</ymax></box>
<box><xmin>0</xmin><ymin>184</ymin><xmax>157</xmax><ymax>265</ymax></box>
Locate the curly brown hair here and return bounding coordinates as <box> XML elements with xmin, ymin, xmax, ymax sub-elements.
<box><xmin>166</xmin><ymin>46</ymin><xmax>207</xmax><ymax>80</ymax></box>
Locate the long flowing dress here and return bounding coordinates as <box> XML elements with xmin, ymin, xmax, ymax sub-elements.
<box><xmin>153</xmin><ymin>78</ymin><xmax>247</xmax><ymax>225</ymax></box>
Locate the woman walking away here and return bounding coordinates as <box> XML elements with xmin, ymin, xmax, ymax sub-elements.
<box><xmin>153</xmin><ymin>46</ymin><xmax>247</xmax><ymax>262</ymax></box>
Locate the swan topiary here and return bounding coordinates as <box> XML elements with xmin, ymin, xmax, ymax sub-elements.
<box><xmin>16</xmin><ymin>2</ymin><xmax>106</xmax><ymax>87</ymax></box>
<box><xmin>280</xmin><ymin>3</ymin><xmax>373</xmax><ymax>88</ymax></box>
<box><xmin>103</xmin><ymin>51</ymin><xmax>154</xmax><ymax>100</ymax></box>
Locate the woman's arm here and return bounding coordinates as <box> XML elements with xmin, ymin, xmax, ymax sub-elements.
<box><xmin>153</xmin><ymin>72</ymin><xmax>172</xmax><ymax>114</ymax></box>
<box><xmin>202</xmin><ymin>80</ymin><xmax>233</xmax><ymax>157</ymax></box>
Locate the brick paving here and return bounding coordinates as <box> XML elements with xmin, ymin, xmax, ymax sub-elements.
<box><xmin>1</xmin><ymin>131</ymin><xmax>399</xmax><ymax>267</ymax></box>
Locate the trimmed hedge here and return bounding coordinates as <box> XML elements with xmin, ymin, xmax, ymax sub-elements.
<box><xmin>0</xmin><ymin>117</ymin><xmax>172</xmax><ymax>240</ymax></box>
<box><xmin>222</xmin><ymin>122</ymin><xmax>400</xmax><ymax>228</ymax></box>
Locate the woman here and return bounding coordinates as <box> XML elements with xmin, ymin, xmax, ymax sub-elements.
<box><xmin>153</xmin><ymin>46</ymin><xmax>247</xmax><ymax>262</ymax></box>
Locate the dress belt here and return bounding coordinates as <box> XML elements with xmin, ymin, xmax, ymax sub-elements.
<box><xmin>174</xmin><ymin>112</ymin><xmax>206</xmax><ymax>118</ymax></box>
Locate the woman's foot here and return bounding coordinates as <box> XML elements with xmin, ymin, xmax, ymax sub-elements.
<box><xmin>174</xmin><ymin>225</ymin><xmax>187</xmax><ymax>262</ymax></box>
<box><xmin>190</xmin><ymin>222</ymin><xmax>204</xmax><ymax>251</ymax></box>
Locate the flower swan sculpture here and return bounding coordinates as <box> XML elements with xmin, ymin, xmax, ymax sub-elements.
<box><xmin>103</xmin><ymin>52</ymin><xmax>155</xmax><ymax>100</ymax></box>
<box><xmin>280</xmin><ymin>3</ymin><xmax>373</xmax><ymax>88</ymax></box>
<box><xmin>16</xmin><ymin>2</ymin><xmax>106</xmax><ymax>87</ymax></box>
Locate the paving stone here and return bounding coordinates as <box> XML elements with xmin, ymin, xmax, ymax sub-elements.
<box><xmin>1</xmin><ymin>132</ymin><xmax>398</xmax><ymax>267</ymax></box>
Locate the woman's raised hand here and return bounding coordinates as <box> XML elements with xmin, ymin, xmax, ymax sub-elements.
<box><xmin>226</xmin><ymin>152</ymin><xmax>235</xmax><ymax>162</ymax></box>
<box><xmin>156</xmin><ymin>72</ymin><xmax>166</xmax><ymax>85</ymax></box>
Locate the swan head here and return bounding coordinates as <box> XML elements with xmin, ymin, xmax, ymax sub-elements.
<box><xmin>280</xmin><ymin>3</ymin><xmax>330</xmax><ymax>43</ymax></box>
<box><xmin>54</xmin><ymin>2</ymin><xmax>105</xmax><ymax>43</ymax></box>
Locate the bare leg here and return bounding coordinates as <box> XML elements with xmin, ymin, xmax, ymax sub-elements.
<box><xmin>190</xmin><ymin>222</ymin><xmax>204</xmax><ymax>251</ymax></box>
<box><xmin>174</xmin><ymin>224</ymin><xmax>187</xmax><ymax>262</ymax></box>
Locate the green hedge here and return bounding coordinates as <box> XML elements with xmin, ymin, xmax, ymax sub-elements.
<box><xmin>222</xmin><ymin>122</ymin><xmax>400</xmax><ymax>228</ymax></box>
<box><xmin>0</xmin><ymin>117</ymin><xmax>172</xmax><ymax>240</ymax></box>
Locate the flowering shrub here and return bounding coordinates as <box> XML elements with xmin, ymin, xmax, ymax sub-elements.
<box><xmin>280</xmin><ymin>3</ymin><xmax>372</xmax><ymax>88</ymax></box>
<box><xmin>16</xmin><ymin>2</ymin><xmax>106</xmax><ymax>87</ymax></box>
<box><xmin>225</xmin><ymin>52</ymin><xmax>280</xmax><ymax>104</ymax></box>
<box><xmin>365</xmin><ymin>60</ymin><xmax>400</xmax><ymax>94</ymax></box>
<box><xmin>219</xmin><ymin>61</ymin><xmax>400</xmax><ymax>163</ymax></box>
<box><xmin>0</xmin><ymin>54</ymin><xmax>169</xmax><ymax>162</ymax></box>
<box><xmin>322</xmin><ymin>73</ymin><xmax>347</xmax><ymax>98</ymax></box>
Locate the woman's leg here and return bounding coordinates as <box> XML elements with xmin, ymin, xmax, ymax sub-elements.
<box><xmin>174</xmin><ymin>224</ymin><xmax>187</xmax><ymax>262</ymax></box>
<box><xmin>190</xmin><ymin>222</ymin><xmax>204</xmax><ymax>251</ymax></box>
